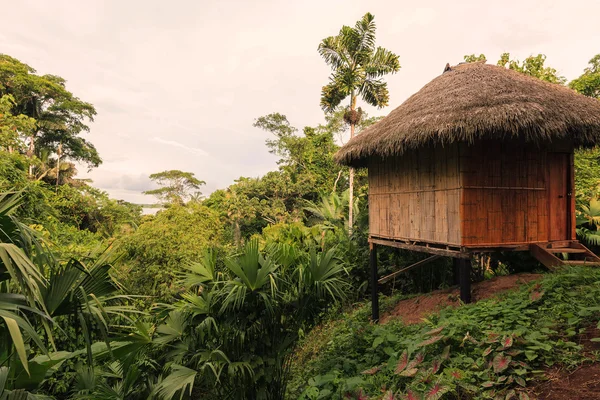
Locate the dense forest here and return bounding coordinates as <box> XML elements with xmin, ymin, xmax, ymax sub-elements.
<box><xmin>1</xmin><ymin>12</ymin><xmax>600</xmax><ymax>400</ymax></box>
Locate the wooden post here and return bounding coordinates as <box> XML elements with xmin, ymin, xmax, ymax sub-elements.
<box><xmin>370</xmin><ymin>242</ymin><xmax>379</xmax><ymax>323</ymax></box>
<box><xmin>457</xmin><ymin>257</ymin><xmax>471</xmax><ymax>303</ymax></box>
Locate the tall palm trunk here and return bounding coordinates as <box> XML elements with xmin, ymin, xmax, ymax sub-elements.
<box><xmin>56</xmin><ymin>143</ymin><xmax>62</xmax><ymax>191</ymax></box>
<box><xmin>348</xmin><ymin>94</ymin><xmax>356</xmax><ymax>234</ymax></box>
<box><xmin>27</xmin><ymin>134</ymin><xmax>35</xmax><ymax>177</ymax></box>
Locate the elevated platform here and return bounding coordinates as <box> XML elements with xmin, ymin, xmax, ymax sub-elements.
<box><xmin>368</xmin><ymin>237</ymin><xmax>600</xmax><ymax>323</ymax></box>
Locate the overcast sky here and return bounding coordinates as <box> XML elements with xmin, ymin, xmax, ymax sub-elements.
<box><xmin>1</xmin><ymin>0</ymin><xmax>598</xmax><ymax>203</ymax></box>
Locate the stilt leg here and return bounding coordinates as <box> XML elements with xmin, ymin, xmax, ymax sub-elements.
<box><xmin>370</xmin><ymin>242</ymin><xmax>379</xmax><ymax>323</ymax></box>
<box><xmin>458</xmin><ymin>257</ymin><xmax>472</xmax><ymax>303</ymax></box>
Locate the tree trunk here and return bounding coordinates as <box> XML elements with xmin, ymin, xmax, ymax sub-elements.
<box><xmin>27</xmin><ymin>134</ymin><xmax>35</xmax><ymax>177</ymax></box>
<box><xmin>233</xmin><ymin>220</ymin><xmax>241</xmax><ymax>247</ymax></box>
<box><xmin>56</xmin><ymin>143</ymin><xmax>62</xmax><ymax>191</ymax></box>
<box><xmin>348</xmin><ymin>94</ymin><xmax>356</xmax><ymax>234</ymax></box>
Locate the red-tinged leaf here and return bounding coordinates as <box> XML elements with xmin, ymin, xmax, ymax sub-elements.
<box><xmin>482</xmin><ymin>346</ymin><xmax>493</xmax><ymax>357</ymax></box>
<box><xmin>395</xmin><ymin>350</ymin><xmax>409</xmax><ymax>374</ymax></box>
<box><xmin>357</xmin><ymin>389</ymin><xmax>368</xmax><ymax>400</ymax></box>
<box><xmin>497</xmin><ymin>375</ymin><xmax>507</xmax><ymax>383</ymax></box>
<box><xmin>516</xmin><ymin>361</ymin><xmax>530</xmax><ymax>369</ymax></box>
<box><xmin>486</xmin><ymin>333</ymin><xmax>501</xmax><ymax>343</ymax></box>
<box><xmin>440</xmin><ymin>345</ymin><xmax>450</xmax><ymax>360</ymax></box>
<box><xmin>404</xmin><ymin>389</ymin><xmax>421</xmax><ymax>400</ymax></box>
<box><xmin>515</xmin><ymin>377</ymin><xmax>526</xmax><ymax>387</ymax></box>
<box><xmin>467</xmin><ymin>335</ymin><xmax>481</xmax><ymax>345</ymax></box>
<box><xmin>518</xmin><ymin>393</ymin><xmax>530</xmax><ymax>400</ymax></box>
<box><xmin>530</xmin><ymin>290</ymin><xmax>544</xmax><ymax>301</ymax></box>
<box><xmin>407</xmin><ymin>353</ymin><xmax>425</xmax><ymax>370</ymax></box>
<box><xmin>431</xmin><ymin>359</ymin><xmax>441</xmax><ymax>374</ymax></box>
<box><xmin>450</xmin><ymin>370</ymin><xmax>463</xmax><ymax>380</ymax></box>
<box><xmin>482</xmin><ymin>381</ymin><xmax>496</xmax><ymax>388</ymax></box>
<box><xmin>500</xmin><ymin>336</ymin><xmax>514</xmax><ymax>349</ymax></box>
<box><xmin>425</xmin><ymin>326</ymin><xmax>445</xmax><ymax>336</ymax></box>
<box><xmin>382</xmin><ymin>390</ymin><xmax>395</xmax><ymax>400</ymax></box>
<box><xmin>419</xmin><ymin>371</ymin><xmax>433</xmax><ymax>384</ymax></box>
<box><xmin>506</xmin><ymin>376</ymin><xmax>514</xmax><ymax>385</ymax></box>
<box><xmin>400</xmin><ymin>368</ymin><xmax>419</xmax><ymax>377</ymax></box>
<box><xmin>424</xmin><ymin>384</ymin><xmax>449</xmax><ymax>400</ymax></box>
<box><xmin>361</xmin><ymin>366</ymin><xmax>380</xmax><ymax>375</ymax></box>
<box><xmin>505</xmin><ymin>389</ymin><xmax>516</xmax><ymax>400</ymax></box>
<box><xmin>417</xmin><ymin>335</ymin><xmax>444</xmax><ymax>348</ymax></box>
<box><xmin>507</xmin><ymin>350</ymin><xmax>522</xmax><ymax>357</ymax></box>
<box><xmin>493</xmin><ymin>353</ymin><xmax>512</xmax><ymax>373</ymax></box>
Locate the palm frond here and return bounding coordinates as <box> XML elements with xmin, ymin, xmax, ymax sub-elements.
<box><xmin>320</xmin><ymin>80</ymin><xmax>350</xmax><ymax>113</ymax></box>
<box><xmin>365</xmin><ymin>46</ymin><xmax>401</xmax><ymax>78</ymax></box>
<box><xmin>317</xmin><ymin>36</ymin><xmax>347</xmax><ymax>70</ymax></box>
<box><xmin>353</xmin><ymin>12</ymin><xmax>377</xmax><ymax>54</ymax></box>
<box><xmin>181</xmin><ymin>248</ymin><xmax>218</xmax><ymax>287</ymax></box>
<box><xmin>359</xmin><ymin>79</ymin><xmax>390</xmax><ymax>108</ymax></box>
<box><xmin>152</xmin><ymin>364</ymin><xmax>196</xmax><ymax>400</ymax></box>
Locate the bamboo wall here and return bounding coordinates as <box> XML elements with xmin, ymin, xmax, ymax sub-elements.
<box><xmin>368</xmin><ymin>140</ymin><xmax>575</xmax><ymax>248</ymax></box>
<box><xmin>368</xmin><ymin>144</ymin><xmax>461</xmax><ymax>245</ymax></box>
<box><xmin>460</xmin><ymin>141</ymin><xmax>574</xmax><ymax>246</ymax></box>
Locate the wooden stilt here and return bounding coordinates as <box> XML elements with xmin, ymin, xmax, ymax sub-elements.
<box><xmin>458</xmin><ymin>257</ymin><xmax>471</xmax><ymax>303</ymax></box>
<box><xmin>370</xmin><ymin>242</ymin><xmax>379</xmax><ymax>323</ymax></box>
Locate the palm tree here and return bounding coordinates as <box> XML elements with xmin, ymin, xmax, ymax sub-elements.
<box><xmin>318</xmin><ymin>12</ymin><xmax>400</xmax><ymax>232</ymax></box>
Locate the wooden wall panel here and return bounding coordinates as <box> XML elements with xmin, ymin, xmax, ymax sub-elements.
<box><xmin>369</xmin><ymin>139</ymin><xmax>574</xmax><ymax>247</ymax></box>
<box><xmin>460</xmin><ymin>140</ymin><xmax>571</xmax><ymax>246</ymax></box>
<box><xmin>368</xmin><ymin>143</ymin><xmax>461</xmax><ymax>245</ymax></box>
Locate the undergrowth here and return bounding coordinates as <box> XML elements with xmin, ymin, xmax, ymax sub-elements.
<box><xmin>287</xmin><ymin>268</ymin><xmax>600</xmax><ymax>400</ymax></box>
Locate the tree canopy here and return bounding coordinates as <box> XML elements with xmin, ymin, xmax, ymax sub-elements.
<box><xmin>143</xmin><ymin>169</ymin><xmax>205</xmax><ymax>205</ymax></box>
<box><xmin>569</xmin><ymin>54</ymin><xmax>600</xmax><ymax>98</ymax></box>
<box><xmin>0</xmin><ymin>54</ymin><xmax>100</xmax><ymax>168</ymax></box>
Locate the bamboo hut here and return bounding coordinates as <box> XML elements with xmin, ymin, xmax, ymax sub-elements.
<box><xmin>335</xmin><ymin>62</ymin><xmax>600</xmax><ymax>321</ymax></box>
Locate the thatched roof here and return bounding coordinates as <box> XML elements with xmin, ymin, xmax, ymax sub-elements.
<box><xmin>336</xmin><ymin>62</ymin><xmax>600</xmax><ymax>167</ymax></box>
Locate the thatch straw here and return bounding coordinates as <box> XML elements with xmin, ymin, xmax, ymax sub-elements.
<box><xmin>335</xmin><ymin>62</ymin><xmax>600</xmax><ymax>167</ymax></box>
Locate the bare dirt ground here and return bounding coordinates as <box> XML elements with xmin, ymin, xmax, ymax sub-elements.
<box><xmin>528</xmin><ymin>325</ymin><xmax>600</xmax><ymax>400</ymax></box>
<box><xmin>380</xmin><ymin>273</ymin><xmax>542</xmax><ymax>325</ymax></box>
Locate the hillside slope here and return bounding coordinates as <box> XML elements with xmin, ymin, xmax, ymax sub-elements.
<box><xmin>288</xmin><ymin>268</ymin><xmax>600</xmax><ymax>399</ymax></box>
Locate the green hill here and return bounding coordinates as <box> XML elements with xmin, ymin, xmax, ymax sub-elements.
<box><xmin>287</xmin><ymin>268</ymin><xmax>600</xmax><ymax>400</ymax></box>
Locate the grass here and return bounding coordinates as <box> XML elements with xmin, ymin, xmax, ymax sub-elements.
<box><xmin>287</xmin><ymin>267</ymin><xmax>600</xmax><ymax>400</ymax></box>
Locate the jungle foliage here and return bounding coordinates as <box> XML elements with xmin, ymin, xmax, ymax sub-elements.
<box><xmin>0</xmin><ymin>13</ymin><xmax>600</xmax><ymax>399</ymax></box>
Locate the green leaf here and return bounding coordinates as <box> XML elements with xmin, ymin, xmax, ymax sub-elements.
<box><xmin>440</xmin><ymin>345</ymin><xmax>450</xmax><ymax>360</ymax></box>
<box><xmin>2</xmin><ymin>316</ymin><xmax>28</xmax><ymax>375</ymax></box>
<box><xmin>152</xmin><ymin>364</ymin><xmax>196</xmax><ymax>400</ymax></box>
<box><xmin>372</xmin><ymin>336</ymin><xmax>384</xmax><ymax>348</ymax></box>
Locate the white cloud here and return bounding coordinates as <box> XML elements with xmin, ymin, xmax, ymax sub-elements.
<box><xmin>150</xmin><ymin>137</ymin><xmax>209</xmax><ymax>156</ymax></box>
<box><xmin>1</xmin><ymin>0</ymin><xmax>599</xmax><ymax>203</ymax></box>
